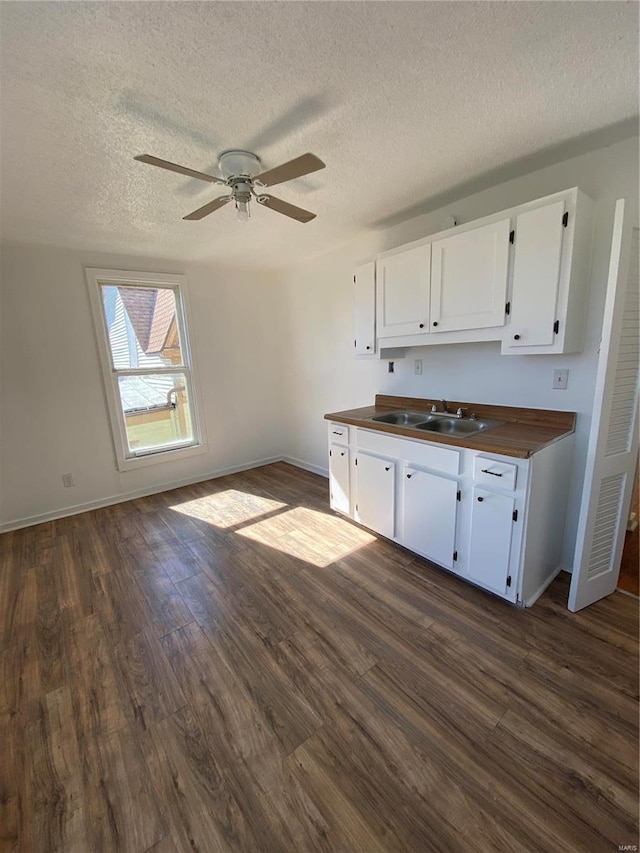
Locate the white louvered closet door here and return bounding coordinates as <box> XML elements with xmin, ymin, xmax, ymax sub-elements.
<box><xmin>569</xmin><ymin>201</ymin><xmax>639</xmax><ymax>611</ymax></box>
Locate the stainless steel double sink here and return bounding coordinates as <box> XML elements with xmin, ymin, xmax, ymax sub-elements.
<box><xmin>367</xmin><ymin>410</ymin><xmax>505</xmax><ymax>437</ymax></box>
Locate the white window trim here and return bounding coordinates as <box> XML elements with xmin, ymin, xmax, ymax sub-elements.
<box><xmin>86</xmin><ymin>268</ymin><xmax>207</xmax><ymax>472</ymax></box>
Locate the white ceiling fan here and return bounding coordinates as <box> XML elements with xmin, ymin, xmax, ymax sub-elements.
<box><xmin>134</xmin><ymin>149</ymin><xmax>325</xmax><ymax>223</ymax></box>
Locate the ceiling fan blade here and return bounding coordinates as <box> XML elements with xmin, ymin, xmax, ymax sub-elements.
<box><xmin>183</xmin><ymin>196</ymin><xmax>232</xmax><ymax>220</ymax></box>
<box><xmin>256</xmin><ymin>194</ymin><xmax>316</xmax><ymax>223</ymax></box>
<box><xmin>254</xmin><ymin>153</ymin><xmax>325</xmax><ymax>187</ymax></box>
<box><xmin>135</xmin><ymin>154</ymin><xmax>226</xmax><ymax>184</ymax></box>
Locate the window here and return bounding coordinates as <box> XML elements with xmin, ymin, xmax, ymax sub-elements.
<box><xmin>86</xmin><ymin>269</ymin><xmax>205</xmax><ymax>471</ymax></box>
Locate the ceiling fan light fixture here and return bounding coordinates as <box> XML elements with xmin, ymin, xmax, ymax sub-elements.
<box><xmin>235</xmin><ymin>198</ymin><xmax>250</xmax><ymax>222</ymax></box>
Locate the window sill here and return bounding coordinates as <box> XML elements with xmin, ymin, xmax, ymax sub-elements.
<box><xmin>116</xmin><ymin>442</ymin><xmax>208</xmax><ymax>473</ymax></box>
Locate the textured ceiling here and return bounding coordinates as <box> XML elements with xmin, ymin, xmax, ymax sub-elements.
<box><xmin>1</xmin><ymin>1</ymin><xmax>638</xmax><ymax>267</ymax></box>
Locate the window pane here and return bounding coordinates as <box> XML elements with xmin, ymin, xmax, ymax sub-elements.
<box><xmin>118</xmin><ymin>373</ymin><xmax>194</xmax><ymax>453</ymax></box>
<box><xmin>101</xmin><ymin>285</ymin><xmax>184</xmax><ymax>369</ymax></box>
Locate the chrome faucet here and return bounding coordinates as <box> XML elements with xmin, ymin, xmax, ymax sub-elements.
<box><xmin>433</xmin><ymin>400</ymin><xmax>464</xmax><ymax>418</ymax></box>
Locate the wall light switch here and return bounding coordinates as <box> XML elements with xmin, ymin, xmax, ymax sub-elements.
<box><xmin>414</xmin><ymin>359</ymin><xmax>423</xmax><ymax>375</ymax></box>
<box><xmin>553</xmin><ymin>368</ymin><xmax>569</xmax><ymax>390</ymax></box>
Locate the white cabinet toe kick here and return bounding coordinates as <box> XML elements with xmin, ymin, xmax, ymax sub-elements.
<box><xmin>327</xmin><ymin>421</ymin><xmax>574</xmax><ymax>607</ymax></box>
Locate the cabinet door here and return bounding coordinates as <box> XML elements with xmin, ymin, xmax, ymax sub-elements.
<box><xmin>468</xmin><ymin>488</ymin><xmax>515</xmax><ymax>594</ymax></box>
<box><xmin>376</xmin><ymin>244</ymin><xmax>431</xmax><ymax>337</ymax></box>
<box><xmin>402</xmin><ymin>467</ymin><xmax>458</xmax><ymax>569</ymax></box>
<box><xmin>430</xmin><ymin>219</ymin><xmax>510</xmax><ymax>332</ymax></box>
<box><xmin>329</xmin><ymin>444</ymin><xmax>350</xmax><ymax>515</ymax></box>
<box><xmin>355</xmin><ymin>452</ymin><xmax>395</xmax><ymax>538</ymax></box>
<box><xmin>353</xmin><ymin>262</ymin><xmax>376</xmax><ymax>355</ymax></box>
<box><xmin>506</xmin><ymin>201</ymin><xmax>565</xmax><ymax>348</ymax></box>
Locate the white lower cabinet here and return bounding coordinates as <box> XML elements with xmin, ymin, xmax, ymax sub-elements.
<box><xmin>328</xmin><ymin>421</ymin><xmax>575</xmax><ymax>606</ymax></box>
<box><xmin>402</xmin><ymin>467</ymin><xmax>458</xmax><ymax>569</ymax></box>
<box><xmin>467</xmin><ymin>487</ymin><xmax>515</xmax><ymax>595</ymax></box>
<box><xmin>329</xmin><ymin>444</ymin><xmax>350</xmax><ymax>515</ymax></box>
<box><xmin>354</xmin><ymin>452</ymin><xmax>395</xmax><ymax>538</ymax></box>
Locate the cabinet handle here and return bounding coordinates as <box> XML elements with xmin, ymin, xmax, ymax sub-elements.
<box><xmin>366</xmin><ymin>345</ymin><xmax>371</xmax><ymax>350</ymax></box>
<box><xmin>481</xmin><ymin>469</ymin><xmax>503</xmax><ymax>477</ymax></box>
<box><xmin>341</xmin><ymin>452</ymin><xmax>346</xmax><ymax>457</ymax></box>
<box><xmin>332</xmin><ymin>431</ymin><xmax>342</xmax><ymax>435</ymax></box>
<box><xmin>406</xmin><ymin>473</ymin><xmax>412</xmax><ymax>479</ymax></box>
<box><xmin>477</xmin><ymin>496</ymin><xmax>484</xmax><ymax>502</ymax></box>
<box><xmin>419</xmin><ymin>323</ymin><xmax>425</xmax><ymax>329</ymax></box>
<box><xmin>385</xmin><ymin>466</ymin><xmax>391</xmax><ymax>471</ymax></box>
<box><xmin>513</xmin><ymin>334</ymin><xmax>521</xmax><ymax>340</ymax></box>
<box><xmin>433</xmin><ymin>321</ymin><xmax>438</xmax><ymax>327</ymax></box>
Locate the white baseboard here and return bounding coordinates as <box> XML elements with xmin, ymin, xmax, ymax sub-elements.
<box><xmin>616</xmin><ymin>587</ymin><xmax>639</xmax><ymax>600</ymax></box>
<box><xmin>0</xmin><ymin>456</ymin><xmax>285</xmax><ymax>533</ymax></box>
<box><xmin>281</xmin><ymin>456</ymin><xmax>329</xmax><ymax>479</ymax></box>
<box><xmin>524</xmin><ymin>565</ymin><xmax>563</xmax><ymax>607</ymax></box>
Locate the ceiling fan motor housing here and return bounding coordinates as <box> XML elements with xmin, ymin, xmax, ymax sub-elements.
<box><xmin>218</xmin><ymin>150</ymin><xmax>262</xmax><ymax>180</ymax></box>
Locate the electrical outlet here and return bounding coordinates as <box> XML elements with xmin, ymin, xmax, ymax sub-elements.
<box><xmin>62</xmin><ymin>473</ymin><xmax>75</xmax><ymax>488</ymax></box>
<box><xmin>414</xmin><ymin>359</ymin><xmax>423</xmax><ymax>375</ymax></box>
<box><xmin>552</xmin><ymin>369</ymin><xmax>569</xmax><ymax>390</ymax></box>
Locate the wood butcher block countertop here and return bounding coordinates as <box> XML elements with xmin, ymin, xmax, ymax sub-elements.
<box><xmin>325</xmin><ymin>395</ymin><xmax>576</xmax><ymax>459</ymax></box>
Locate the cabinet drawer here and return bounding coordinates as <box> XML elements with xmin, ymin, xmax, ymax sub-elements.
<box><xmin>328</xmin><ymin>422</ymin><xmax>350</xmax><ymax>443</ymax></box>
<box><xmin>357</xmin><ymin>428</ymin><xmax>460</xmax><ymax>475</ymax></box>
<box><xmin>473</xmin><ymin>456</ymin><xmax>518</xmax><ymax>491</ymax></box>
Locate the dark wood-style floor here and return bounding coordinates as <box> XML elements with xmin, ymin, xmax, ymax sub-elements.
<box><xmin>1</xmin><ymin>462</ymin><xmax>638</xmax><ymax>852</ymax></box>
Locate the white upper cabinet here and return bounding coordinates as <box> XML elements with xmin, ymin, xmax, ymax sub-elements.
<box><xmin>365</xmin><ymin>187</ymin><xmax>593</xmax><ymax>355</ymax></box>
<box><xmin>502</xmin><ymin>189</ymin><xmax>594</xmax><ymax>355</ymax></box>
<box><xmin>353</xmin><ymin>262</ymin><xmax>376</xmax><ymax>355</ymax></box>
<box><xmin>430</xmin><ymin>219</ymin><xmax>511</xmax><ymax>333</ymax></box>
<box><xmin>505</xmin><ymin>201</ymin><xmax>565</xmax><ymax>350</ymax></box>
<box><xmin>376</xmin><ymin>243</ymin><xmax>431</xmax><ymax>338</ymax></box>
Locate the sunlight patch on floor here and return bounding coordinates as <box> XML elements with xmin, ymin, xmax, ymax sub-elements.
<box><xmin>237</xmin><ymin>506</ymin><xmax>375</xmax><ymax>568</ymax></box>
<box><xmin>170</xmin><ymin>489</ymin><xmax>287</xmax><ymax>528</ymax></box>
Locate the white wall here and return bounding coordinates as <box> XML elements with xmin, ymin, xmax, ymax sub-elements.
<box><xmin>0</xmin><ymin>245</ymin><xmax>285</xmax><ymax>526</ymax></box>
<box><xmin>279</xmin><ymin>137</ymin><xmax>639</xmax><ymax>570</ymax></box>
<box><xmin>0</xmin><ymin>245</ymin><xmax>3</xmax><ymax>524</ymax></box>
